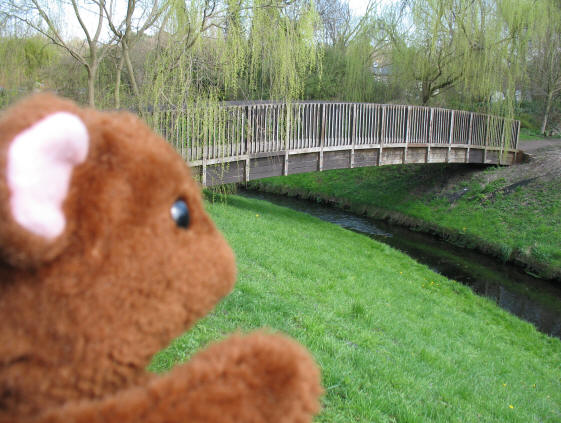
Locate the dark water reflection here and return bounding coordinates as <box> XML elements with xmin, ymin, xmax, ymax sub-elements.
<box><xmin>241</xmin><ymin>190</ymin><xmax>561</xmax><ymax>339</ymax></box>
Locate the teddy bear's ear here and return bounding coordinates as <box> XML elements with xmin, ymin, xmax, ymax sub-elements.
<box><xmin>0</xmin><ymin>101</ymin><xmax>89</xmax><ymax>268</ymax></box>
<box><xmin>7</xmin><ymin>112</ymin><xmax>89</xmax><ymax>239</ymax></box>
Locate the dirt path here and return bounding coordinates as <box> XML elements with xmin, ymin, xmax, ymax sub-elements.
<box><xmin>436</xmin><ymin>138</ymin><xmax>561</xmax><ymax>199</ymax></box>
<box><xmin>518</xmin><ymin>138</ymin><xmax>561</xmax><ymax>152</ymax></box>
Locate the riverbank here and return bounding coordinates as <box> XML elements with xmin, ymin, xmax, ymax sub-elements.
<box><xmin>150</xmin><ymin>195</ymin><xmax>561</xmax><ymax>422</ymax></box>
<box><xmin>247</xmin><ymin>142</ymin><xmax>561</xmax><ymax>281</ymax></box>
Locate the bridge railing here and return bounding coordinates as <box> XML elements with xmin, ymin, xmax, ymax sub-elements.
<box><xmin>152</xmin><ymin>102</ymin><xmax>520</xmax><ymax>165</ymax></box>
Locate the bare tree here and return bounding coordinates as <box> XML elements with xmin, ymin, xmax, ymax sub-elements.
<box><xmin>1</xmin><ymin>0</ymin><xmax>118</xmax><ymax>107</ymax></box>
<box><xmin>103</xmin><ymin>0</ymin><xmax>167</xmax><ymax>107</ymax></box>
<box><xmin>315</xmin><ymin>0</ymin><xmax>378</xmax><ymax>47</ymax></box>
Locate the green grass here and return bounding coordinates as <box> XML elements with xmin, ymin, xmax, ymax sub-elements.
<box><xmin>519</xmin><ymin>128</ymin><xmax>546</xmax><ymax>141</ymax></box>
<box><xmin>248</xmin><ymin>165</ymin><xmax>561</xmax><ymax>277</ymax></box>
<box><xmin>150</xmin><ymin>195</ymin><xmax>561</xmax><ymax>422</ymax></box>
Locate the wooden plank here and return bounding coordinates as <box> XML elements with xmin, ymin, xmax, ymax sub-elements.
<box><xmin>381</xmin><ymin>148</ymin><xmax>404</xmax><ymax>165</ymax></box>
<box><xmin>448</xmin><ymin>148</ymin><xmax>467</xmax><ymax>163</ymax></box>
<box><xmin>429</xmin><ymin>147</ymin><xmax>447</xmax><ymax>163</ymax></box>
<box><xmin>405</xmin><ymin>147</ymin><xmax>428</xmax><ymax>164</ymax></box>
<box><xmin>324</xmin><ymin>150</ymin><xmax>351</xmax><ymax>170</ymax></box>
<box><xmin>287</xmin><ymin>152</ymin><xmax>320</xmax><ymax>175</ymax></box>
<box><xmin>249</xmin><ymin>156</ymin><xmax>284</xmax><ymax>179</ymax></box>
<box><xmin>206</xmin><ymin>161</ymin><xmax>245</xmax><ymax>185</ymax></box>
<box><xmin>485</xmin><ymin>150</ymin><xmax>499</xmax><ymax>164</ymax></box>
<box><xmin>354</xmin><ymin>149</ymin><xmax>379</xmax><ymax>167</ymax></box>
<box><xmin>469</xmin><ymin>148</ymin><xmax>484</xmax><ymax>163</ymax></box>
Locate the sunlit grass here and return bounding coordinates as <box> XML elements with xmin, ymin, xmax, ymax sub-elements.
<box><xmin>151</xmin><ymin>195</ymin><xmax>561</xmax><ymax>422</ymax></box>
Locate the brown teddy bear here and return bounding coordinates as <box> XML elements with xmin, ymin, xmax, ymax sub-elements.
<box><xmin>0</xmin><ymin>94</ymin><xmax>321</xmax><ymax>423</ymax></box>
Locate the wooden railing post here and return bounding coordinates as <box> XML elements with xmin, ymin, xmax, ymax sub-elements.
<box><xmin>499</xmin><ymin>118</ymin><xmax>506</xmax><ymax>165</ymax></box>
<box><xmin>284</xmin><ymin>103</ymin><xmax>290</xmax><ymax>176</ymax></box>
<box><xmin>379</xmin><ymin>105</ymin><xmax>386</xmax><ymax>165</ymax></box>
<box><xmin>483</xmin><ymin>114</ymin><xmax>490</xmax><ymax>163</ymax></box>
<box><xmin>245</xmin><ymin>106</ymin><xmax>253</xmax><ymax>183</ymax></box>
<box><xmin>466</xmin><ymin>112</ymin><xmax>473</xmax><ymax>163</ymax></box>
<box><xmin>427</xmin><ymin>107</ymin><xmax>434</xmax><ymax>163</ymax></box>
<box><xmin>350</xmin><ymin>104</ymin><xmax>357</xmax><ymax>168</ymax></box>
<box><xmin>404</xmin><ymin>105</ymin><xmax>410</xmax><ymax>164</ymax></box>
<box><xmin>319</xmin><ymin>103</ymin><xmax>326</xmax><ymax>171</ymax></box>
<box><xmin>447</xmin><ymin>110</ymin><xmax>455</xmax><ymax>163</ymax></box>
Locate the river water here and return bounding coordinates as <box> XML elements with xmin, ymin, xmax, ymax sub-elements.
<box><xmin>241</xmin><ymin>190</ymin><xmax>561</xmax><ymax>339</ymax></box>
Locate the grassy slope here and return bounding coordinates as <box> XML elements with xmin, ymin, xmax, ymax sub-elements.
<box><xmin>248</xmin><ymin>164</ymin><xmax>561</xmax><ymax>278</ymax></box>
<box><xmin>519</xmin><ymin>128</ymin><xmax>546</xmax><ymax>141</ymax></box>
<box><xmin>151</xmin><ymin>196</ymin><xmax>561</xmax><ymax>422</ymax></box>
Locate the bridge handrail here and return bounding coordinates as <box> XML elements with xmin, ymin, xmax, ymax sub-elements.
<box><xmin>149</xmin><ymin>102</ymin><xmax>520</xmax><ymax>165</ymax></box>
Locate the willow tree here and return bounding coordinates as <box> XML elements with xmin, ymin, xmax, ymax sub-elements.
<box><xmin>103</xmin><ymin>0</ymin><xmax>168</xmax><ymax>108</ymax></box>
<box><xmin>244</xmin><ymin>0</ymin><xmax>321</xmax><ymax>101</ymax></box>
<box><xmin>141</xmin><ymin>0</ymin><xmax>322</xmax><ymax>107</ymax></box>
<box><xmin>388</xmin><ymin>0</ymin><xmax>538</xmax><ymax>111</ymax></box>
<box><xmin>340</xmin><ymin>18</ymin><xmax>387</xmax><ymax>102</ymax></box>
<box><xmin>304</xmin><ymin>0</ymin><xmax>393</xmax><ymax>102</ymax></box>
<box><xmin>0</xmin><ymin>35</ymin><xmax>55</xmax><ymax>107</ymax></box>
<box><xmin>527</xmin><ymin>0</ymin><xmax>561</xmax><ymax>134</ymax></box>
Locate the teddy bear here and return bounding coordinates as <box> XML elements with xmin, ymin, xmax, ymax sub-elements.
<box><xmin>0</xmin><ymin>94</ymin><xmax>322</xmax><ymax>422</ymax></box>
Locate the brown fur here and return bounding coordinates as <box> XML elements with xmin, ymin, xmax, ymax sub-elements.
<box><xmin>0</xmin><ymin>94</ymin><xmax>322</xmax><ymax>422</ymax></box>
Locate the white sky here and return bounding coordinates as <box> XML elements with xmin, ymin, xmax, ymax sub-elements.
<box><xmin>348</xmin><ymin>0</ymin><xmax>398</xmax><ymax>16</ymax></box>
<box><xmin>59</xmin><ymin>0</ymin><xmax>399</xmax><ymax>40</ymax></box>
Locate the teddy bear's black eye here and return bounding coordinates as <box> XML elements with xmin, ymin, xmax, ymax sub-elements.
<box><xmin>171</xmin><ymin>199</ymin><xmax>190</xmax><ymax>229</ymax></box>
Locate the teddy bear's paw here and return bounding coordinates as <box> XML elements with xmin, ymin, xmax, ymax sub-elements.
<box><xmin>33</xmin><ymin>332</ymin><xmax>322</xmax><ymax>423</ymax></box>
<box><xmin>171</xmin><ymin>331</ymin><xmax>323</xmax><ymax>423</ymax></box>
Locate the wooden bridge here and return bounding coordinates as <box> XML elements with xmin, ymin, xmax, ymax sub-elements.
<box><xmin>154</xmin><ymin>101</ymin><xmax>521</xmax><ymax>187</ymax></box>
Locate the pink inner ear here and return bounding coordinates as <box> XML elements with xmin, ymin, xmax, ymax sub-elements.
<box><xmin>7</xmin><ymin>112</ymin><xmax>89</xmax><ymax>240</ymax></box>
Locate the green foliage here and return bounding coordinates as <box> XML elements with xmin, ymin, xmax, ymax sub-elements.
<box><xmin>2</xmin><ymin>0</ymin><xmax>559</xmax><ymax>131</ymax></box>
<box><xmin>0</xmin><ymin>35</ymin><xmax>57</xmax><ymax>108</ymax></box>
<box><xmin>388</xmin><ymin>0</ymin><xmax>538</xmax><ymax>116</ymax></box>
<box><xmin>244</xmin><ymin>0</ymin><xmax>321</xmax><ymax>100</ymax></box>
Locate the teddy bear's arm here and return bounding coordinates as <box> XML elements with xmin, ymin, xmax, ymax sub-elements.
<box><xmin>37</xmin><ymin>332</ymin><xmax>322</xmax><ymax>423</ymax></box>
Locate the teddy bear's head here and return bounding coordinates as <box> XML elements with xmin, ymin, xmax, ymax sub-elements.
<box><xmin>0</xmin><ymin>94</ymin><xmax>236</xmax><ymax>418</ymax></box>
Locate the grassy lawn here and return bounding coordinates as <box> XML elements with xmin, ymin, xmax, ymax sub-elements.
<box><xmin>151</xmin><ymin>195</ymin><xmax>561</xmax><ymax>422</ymax></box>
<box><xmin>248</xmin><ymin>164</ymin><xmax>561</xmax><ymax>278</ymax></box>
<box><xmin>519</xmin><ymin>128</ymin><xmax>546</xmax><ymax>141</ymax></box>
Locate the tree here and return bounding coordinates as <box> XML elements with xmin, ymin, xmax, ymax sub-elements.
<box><xmin>306</xmin><ymin>0</ymin><xmax>389</xmax><ymax>102</ymax></box>
<box><xmin>527</xmin><ymin>0</ymin><xmax>561</xmax><ymax>134</ymax></box>
<box><xmin>103</xmin><ymin>0</ymin><xmax>167</xmax><ymax>108</ymax></box>
<box><xmin>1</xmin><ymin>0</ymin><xmax>118</xmax><ymax>107</ymax></box>
<box><xmin>388</xmin><ymin>0</ymin><xmax>537</xmax><ymax>107</ymax></box>
<box><xmin>0</xmin><ymin>22</ymin><xmax>60</xmax><ymax>107</ymax></box>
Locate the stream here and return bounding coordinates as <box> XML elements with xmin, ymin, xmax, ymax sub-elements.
<box><xmin>241</xmin><ymin>189</ymin><xmax>561</xmax><ymax>339</ymax></box>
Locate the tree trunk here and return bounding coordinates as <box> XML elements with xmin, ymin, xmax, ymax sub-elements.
<box><xmin>87</xmin><ymin>66</ymin><xmax>96</xmax><ymax>108</ymax></box>
<box><xmin>541</xmin><ymin>90</ymin><xmax>554</xmax><ymax>135</ymax></box>
<box><xmin>115</xmin><ymin>55</ymin><xmax>124</xmax><ymax>109</ymax></box>
<box><xmin>421</xmin><ymin>81</ymin><xmax>431</xmax><ymax>105</ymax></box>
<box><xmin>123</xmin><ymin>40</ymin><xmax>140</xmax><ymax>98</ymax></box>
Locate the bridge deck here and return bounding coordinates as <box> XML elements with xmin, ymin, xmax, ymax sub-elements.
<box><xmin>152</xmin><ymin>102</ymin><xmax>520</xmax><ymax>186</ymax></box>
